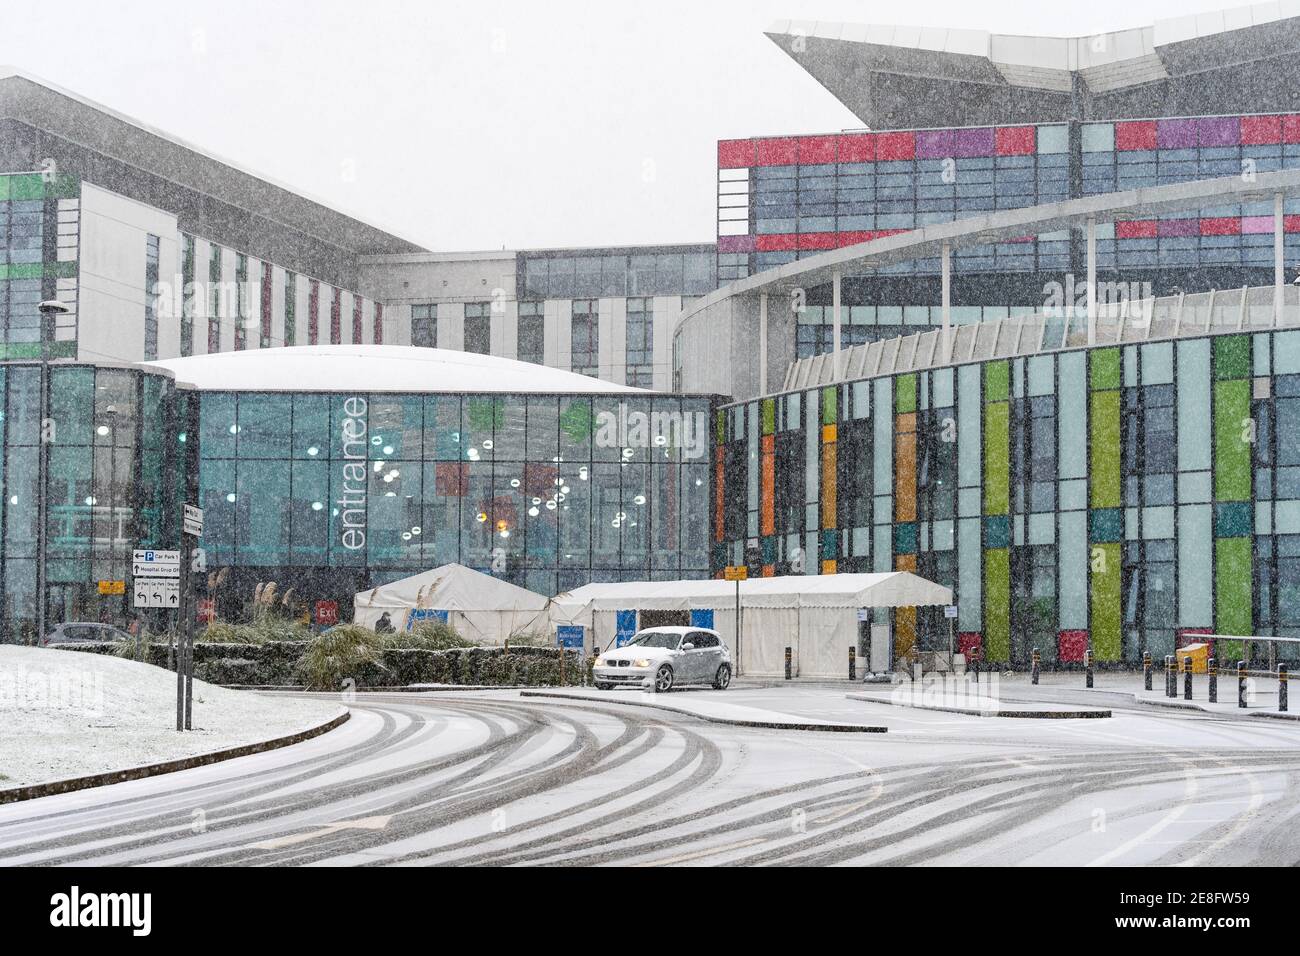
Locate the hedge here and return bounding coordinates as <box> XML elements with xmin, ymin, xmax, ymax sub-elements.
<box><xmin>51</xmin><ymin>641</ymin><xmax>592</xmax><ymax>689</ymax></box>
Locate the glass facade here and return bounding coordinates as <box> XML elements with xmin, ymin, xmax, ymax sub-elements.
<box><xmin>520</xmin><ymin>245</ymin><xmax>715</xmax><ymax>299</ymax></box>
<box><xmin>0</xmin><ymin>362</ymin><xmax>183</xmax><ymax>641</ymax></box>
<box><xmin>720</xmin><ymin>112</ymin><xmax>1300</xmax><ymax>362</ymax></box>
<box><xmin>197</xmin><ymin>389</ymin><xmax>714</xmax><ymax>611</ymax></box>
<box><xmin>0</xmin><ymin>172</ymin><xmax>81</xmax><ymax>360</ymax></box>
<box><xmin>715</xmin><ymin>329</ymin><xmax>1300</xmax><ymax>668</ymax></box>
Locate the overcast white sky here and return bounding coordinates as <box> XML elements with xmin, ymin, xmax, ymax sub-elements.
<box><xmin>4</xmin><ymin>0</ymin><xmax>1237</xmax><ymax>252</ymax></box>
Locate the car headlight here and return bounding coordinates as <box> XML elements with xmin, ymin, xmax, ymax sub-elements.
<box><xmin>595</xmin><ymin>657</ymin><xmax>605</xmax><ymax>667</ymax></box>
<box><xmin>634</xmin><ymin>658</ymin><xmax>652</xmax><ymax>668</ymax></box>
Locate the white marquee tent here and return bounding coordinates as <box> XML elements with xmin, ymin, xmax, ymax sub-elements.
<box><xmin>550</xmin><ymin>572</ymin><xmax>953</xmax><ymax>678</ymax></box>
<box><xmin>354</xmin><ymin>563</ymin><xmax>550</xmax><ymax>644</ymax></box>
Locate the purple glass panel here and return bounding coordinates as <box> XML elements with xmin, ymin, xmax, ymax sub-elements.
<box><xmin>1242</xmin><ymin>216</ymin><xmax>1274</xmax><ymax>234</ymax></box>
<box><xmin>954</xmin><ymin>127</ymin><xmax>995</xmax><ymax>157</ymax></box>
<box><xmin>1157</xmin><ymin>218</ymin><xmax>1199</xmax><ymax>237</ymax></box>
<box><xmin>916</xmin><ymin>129</ymin><xmax>955</xmax><ymax>158</ymax></box>
<box><xmin>1197</xmin><ymin>117</ymin><xmax>1240</xmax><ymax>147</ymax></box>
<box><xmin>1156</xmin><ymin>119</ymin><xmax>1197</xmax><ymax>149</ymax></box>
<box><xmin>717</xmin><ymin>234</ymin><xmax>755</xmax><ymax>252</ymax></box>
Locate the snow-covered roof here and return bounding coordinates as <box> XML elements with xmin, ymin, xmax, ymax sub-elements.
<box><xmin>552</xmin><ymin>572</ymin><xmax>953</xmax><ymax>613</ymax></box>
<box><xmin>147</xmin><ymin>345</ymin><xmax>649</xmax><ymax>394</ymax></box>
<box><xmin>355</xmin><ymin>563</ymin><xmax>550</xmax><ymax>614</ymax></box>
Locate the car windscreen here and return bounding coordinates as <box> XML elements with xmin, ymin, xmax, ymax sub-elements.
<box><xmin>628</xmin><ymin>631</ymin><xmax>681</xmax><ymax>649</ymax></box>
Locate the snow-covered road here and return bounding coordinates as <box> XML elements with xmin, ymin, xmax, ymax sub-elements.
<box><xmin>2</xmin><ymin>686</ymin><xmax>1299</xmax><ymax>866</ymax></box>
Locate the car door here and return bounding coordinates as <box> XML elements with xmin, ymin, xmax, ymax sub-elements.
<box><xmin>696</xmin><ymin>632</ymin><xmax>723</xmax><ymax>681</ymax></box>
<box><xmin>682</xmin><ymin>631</ymin><xmax>709</xmax><ymax>682</ymax></box>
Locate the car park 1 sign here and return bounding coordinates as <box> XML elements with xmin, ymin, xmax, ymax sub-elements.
<box><xmin>132</xmin><ymin>549</ymin><xmax>181</xmax><ymax>578</ymax></box>
<box><xmin>133</xmin><ymin>579</ymin><xmax>180</xmax><ymax>608</ymax></box>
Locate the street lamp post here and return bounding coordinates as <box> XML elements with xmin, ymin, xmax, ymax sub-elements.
<box><xmin>35</xmin><ymin>300</ymin><xmax>70</xmax><ymax>644</ymax></box>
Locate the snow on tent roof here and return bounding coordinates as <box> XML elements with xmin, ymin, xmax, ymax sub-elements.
<box><xmin>147</xmin><ymin>345</ymin><xmax>650</xmax><ymax>394</ymax></box>
<box><xmin>551</xmin><ymin>572</ymin><xmax>952</xmax><ymax>613</ymax></box>
<box><xmin>355</xmin><ymin>563</ymin><xmax>550</xmax><ymax>615</ymax></box>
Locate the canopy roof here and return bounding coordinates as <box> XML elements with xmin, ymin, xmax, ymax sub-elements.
<box><xmin>150</xmin><ymin>344</ymin><xmax>647</xmax><ymax>394</ymax></box>
<box><xmin>356</xmin><ymin>563</ymin><xmax>550</xmax><ymax>615</ymax></box>
<box><xmin>552</xmin><ymin>572</ymin><xmax>952</xmax><ymax>613</ymax></box>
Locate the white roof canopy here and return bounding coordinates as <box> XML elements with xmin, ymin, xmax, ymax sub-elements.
<box><xmin>356</xmin><ymin>563</ymin><xmax>549</xmax><ymax>616</ymax></box>
<box><xmin>149</xmin><ymin>344</ymin><xmax>648</xmax><ymax>394</ymax></box>
<box><xmin>552</xmin><ymin>572</ymin><xmax>952</xmax><ymax>614</ymax></box>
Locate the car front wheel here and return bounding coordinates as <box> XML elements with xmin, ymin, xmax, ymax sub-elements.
<box><xmin>653</xmin><ymin>665</ymin><xmax>674</xmax><ymax>693</ymax></box>
<box><xmin>712</xmin><ymin>664</ymin><xmax>732</xmax><ymax>690</ymax></box>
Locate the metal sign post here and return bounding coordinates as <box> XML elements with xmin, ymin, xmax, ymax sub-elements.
<box><xmin>724</xmin><ymin>565</ymin><xmax>747</xmax><ymax>677</ymax></box>
<box><xmin>175</xmin><ymin>507</ymin><xmax>202</xmax><ymax>731</ymax></box>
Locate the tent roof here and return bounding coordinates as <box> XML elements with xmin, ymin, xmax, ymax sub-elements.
<box><xmin>552</xmin><ymin>572</ymin><xmax>952</xmax><ymax>612</ymax></box>
<box><xmin>355</xmin><ymin>563</ymin><xmax>550</xmax><ymax>613</ymax></box>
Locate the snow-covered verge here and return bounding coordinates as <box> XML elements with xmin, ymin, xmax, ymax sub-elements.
<box><xmin>0</xmin><ymin>646</ymin><xmax>344</xmax><ymax>788</ymax></box>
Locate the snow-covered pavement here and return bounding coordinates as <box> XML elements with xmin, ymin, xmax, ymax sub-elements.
<box><xmin>0</xmin><ymin>647</ymin><xmax>343</xmax><ymax>789</ymax></box>
<box><xmin>0</xmin><ymin>684</ymin><xmax>1298</xmax><ymax>865</ymax></box>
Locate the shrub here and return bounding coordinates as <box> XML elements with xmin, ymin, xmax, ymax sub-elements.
<box><xmin>296</xmin><ymin>624</ymin><xmax>387</xmax><ymax>691</ymax></box>
<box><xmin>383</xmin><ymin>621</ymin><xmax>476</xmax><ymax>651</ymax></box>
<box><xmin>505</xmin><ymin>629</ymin><xmax>552</xmax><ymax>648</ymax></box>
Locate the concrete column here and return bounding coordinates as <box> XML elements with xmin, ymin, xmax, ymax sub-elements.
<box><xmin>832</xmin><ymin>270</ymin><xmax>842</xmax><ymax>380</ymax></box>
<box><xmin>941</xmin><ymin>240</ymin><xmax>951</xmax><ymax>363</ymax></box>
<box><xmin>759</xmin><ymin>292</ymin><xmax>769</xmax><ymax>395</ymax></box>
<box><xmin>1086</xmin><ymin>216</ymin><xmax>1097</xmax><ymax>346</ymax></box>
<box><xmin>1276</xmin><ymin>191</ymin><xmax>1285</xmax><ymax>327</ymax></box>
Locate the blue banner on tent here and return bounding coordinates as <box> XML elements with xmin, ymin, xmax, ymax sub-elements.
<box><xmin>556</xmin><ymin>625</ymin><xmax>585</xmax><ymax>649</ymax></box>
<box><xmin>615</xmin><ymin>610</ymin><xmax>638</xmax><ymax>647</ymax></box>
<box><xmin>689</xmin><ymin>609</ymin><xmax>714</xmax><ymax>629</ymax></box>
<box><xmin>406</xmin><ymin>608</ymin><xmax>449</xmax><ymax>630</ymax></box>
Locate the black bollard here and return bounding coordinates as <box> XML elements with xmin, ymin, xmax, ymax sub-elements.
<box><xmin>1281</xmin><ymin>663</ymin><xmax>1289</xmax><ymax>713</ymax></box>
<box><xmin>972</xmin><ymin>652</ymin><xmax>980</xmax><ymax>686</ymax></box>
<box><xmin>1183</xmin><ymin>656</ymin><xmax>1193</xmax><ymax>701</ymax></box>
<box><xmin>1165</xmin><ymin>655</ymin><xmax>1176</xmax><ymax>698</ymax></box>
<box><xmin>1238</xmin><ymin>660</ymin><xmax>1247</xmax><ymax>709</ymax></box>
<box><xmin>784</xmin><ymin>645</ymin><xmax>792</xmax><ymax>681</ymax></box>
<box><xmin>1143</xmin><ymin>651</ymin><xmax>1152</xmax><ymax>691</ymax></box>
<box><xmin>1031</xmin><ymin>647</ymin><xmax>1040</xmax><ymax>685</ymax></box>
<box><xmin>848</xmin><ymin>646</ymin><xmax>856</xmax><ymax>682</ymax></box>
<box><xmin>1208</xmin><ymin>657</ymin><xmax>1217</xmax><ymax>704</ymax></box>
<box><xmin>1085</xmin><ymin>649</ymin><xmax>1094</xmax><ymax>688</ymax></box>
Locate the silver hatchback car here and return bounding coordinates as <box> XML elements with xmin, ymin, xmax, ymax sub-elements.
<box><xmin>593</xmin><ymin>626</ymin><xmax>732</xmax><ymax>692</ymax></box>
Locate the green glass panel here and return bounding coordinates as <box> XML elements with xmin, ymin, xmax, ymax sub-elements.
<box><xmin>894</xmin><ymin>373</ymin><xmax>917</xmax><ymax>414</ymax></box>
<box><xmin>1215</xmin><ymin>537</ymin><xmax>1252</xmax><ymax>642</ymax></box>
<box><xmin>761</xmin><ymin>398</ymin><xmax>775</xmax><ymax>435</ymax></box>
<box><xmin>1214</xmin><ymin>380</ymin><xmax>1251</xmax><ymax>501</ymax></box>
<box><xmin>984</xmin><ymin>361</ymin><xmax>1008</xmax><ymax>403</ymax></box>
<box><xmin>1089</xmin><ymin>348</ymin><xmax>1121</xmax><ymax>391</ymax></box>
<box><xmin>983</xmin><ymin>402</ymin><xmax>1009</xmax><ymax>515</ymax></box>
<box><xmin>984</xmin><ymin>548</ymin><xmax>1010</xmax><ymax>662</ymax></box>
<box><xmin>1214</xmin><ymin>335</ymin><xmax>1251</xmax><ymax>380</ymax></box>
<box><xmin>1089</xmin><ymin>391</ymin><xmax>1121</xmax><ymax>508</ymax></box>
<box><xmin>1090</xmin><ymin>542</ymin><xmax>1122</xmax><ymax>660</ymax></box>
<box><xmin>8</xmin><ymin>174</ymin><xmax>42</xmax><ymax>200</ymax></box>
<box><xmin>821</xmin><ymin>386</ymin><xmax>837</xmax><ymax>425</ymax></box>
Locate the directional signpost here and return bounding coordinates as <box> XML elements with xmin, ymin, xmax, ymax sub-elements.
<box><xmin>132</xmin><ymin>550</ymin><xmax>181</xmax><ymax>608</ymax></box>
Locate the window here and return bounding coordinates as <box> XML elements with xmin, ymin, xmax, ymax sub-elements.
<box><xmin>373</xmin><ymin>302</ymin><xmax>383</xmax><ymax>345</ymax></box>
<box><xmin>308</xmin><ymin>280</ymin><xmax>320</xmax><ymax>344</ymax></box>
<box><xmin>283</xmin><ymin>272</ymin><xmax>296</xmax><ymax>346</ymax></box>
<box><xmin>464</xmin><ymin>302</ymin><xmax>491</xmax><ymax>354</ymax></box>
<box><xmin>330</xmin><ymin>288</ymin><xmax>342</xmax><ymax>344</ymax></box>
<box><xmin>352</xmin><ymin>296</ymin><xmax>363</xmax><ymax>344</ymax></box>
<box><xmin>207</xmin><ymin>244</ymin><xmax>222</xmax><ymax>353</ymax></box>
<box><xmin>180</xmin><ymin>234</ymin><xmax>194</xmax><ymax>357</ymax></box>
<box><xmin>517</xmin><ymin>301</ymin><xmax>544</xmax><ymax>364</ymax></box>
<box><xmin>233</xmin><ymin>253</ymin><xmax>248</xmax><ymax>350</ymax></box>
<box><xmin>412</xmin><ymin>304</ymin><xmax>437</xmax><ymax>348</ymax></box>
<box><xmin>626</xmin><ymin>297</ymin><xmax>654</xmax><ymax>387</ymax></box>
<box><xmin>143</xmin><ymin>235</ymin><xmax>159</xmax><ymax>361</ymax></box>
<box><xmin>571</xmin><ymin>299</ymin><xmax>599</xmax><ymax>377</ymax></box>
<box><xmin>259</xmin><ymin>262</ymin><xmax>272</xmax><ymax>348</ymax></box>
